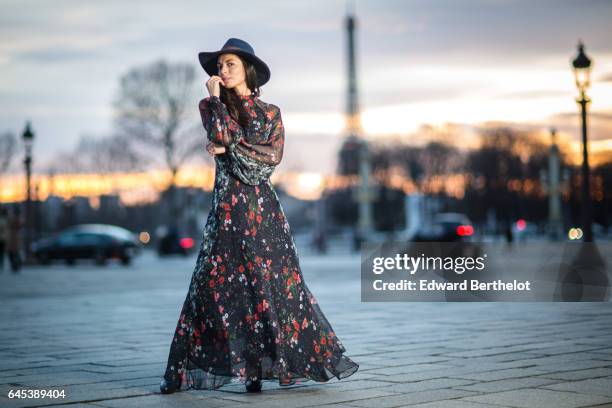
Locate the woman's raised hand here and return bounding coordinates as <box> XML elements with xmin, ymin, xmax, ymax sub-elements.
<box><xmin>206</xmin><ymin>141</ymin><xmax>226</xmax><ymax>156</ymax></box>
<box><xmin>206</xmin><ymin>75</ymin><xmax>225</xmax><ymax>97</ymax></box>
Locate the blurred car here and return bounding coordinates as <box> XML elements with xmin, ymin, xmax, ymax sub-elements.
<box><xmin>156</xmin><ymin>225</ymin><xmax>196</xmax><ymax>257</ymax></box>
<box><xmin>512</xmin><ymin>218</ymin><xmax>538</xmax><ymax>242</ymax></box>
<box><xmin>408</xmin><ymin>212</ymin><xmax>482</xmax><ymax>260</ymax></box>
<box><xmin>413</xmin><ymin>212</ymin><xmax>475</xmax><ymax>242</ymax></box>
<box><xmin>32</xmin><ymin>224</ymin><xmax>140</xmax><ymax>266</ymax></box>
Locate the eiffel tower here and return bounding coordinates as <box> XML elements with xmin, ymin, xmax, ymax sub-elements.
<box><xmin>336</xmin><ymin>11</ymin><xmax>375</xmax><ymax>248</ymax></box>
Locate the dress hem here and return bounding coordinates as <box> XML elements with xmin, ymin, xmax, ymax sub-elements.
<box><xmin>176</xmin><ymin>354</ymin><xmax>359</xmax><ymax>391</ymax></box>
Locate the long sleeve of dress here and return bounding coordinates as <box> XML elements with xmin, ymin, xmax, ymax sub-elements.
<box><xmin>227</xmin><ymin>106</ymin><xmax>284</xmax><ymax>186</ymax></box>
<box><xmin>199</xmin><ymin>96</ymin><xmax>237</xmax><ymax>147</ymax></box>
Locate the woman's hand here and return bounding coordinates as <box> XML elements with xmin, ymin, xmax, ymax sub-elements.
<box><xmin>206</xmin><ymin>75</ymin><xmax>225</xmax><ymax>97</ymax></box>
<box><xmin>206</xmin><ymin>141</ymin><xmax>226</xmax><ymax>156</ymax></box>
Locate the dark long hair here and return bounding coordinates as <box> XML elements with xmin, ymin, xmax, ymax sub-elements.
<box><xmin>219</xmin><ymin>55</ymin><xmax>261</xmax><ymax>128</ymax></box>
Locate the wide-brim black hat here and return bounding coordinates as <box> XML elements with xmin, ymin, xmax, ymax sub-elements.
<box><xmin>198</xmin><ymin>38</ymin><xmax>271</xmax><ymax>87</ymax></box>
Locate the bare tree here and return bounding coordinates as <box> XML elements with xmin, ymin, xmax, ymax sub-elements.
<box><xmin>0</xmin><ymin>132</ymin><xmax>18</xmax><ymax>170</ymax></box>
<box><xmin>50</xmin><ymin>151</ymin><xmax>86</xmax><ymax>174</ymax></box>
<box><xmin>0</xmin><ymin>132</ymin><xmax>19</xmax><ymax>188</ymax></box>
<box><xmin>76</xmin><ymin>134</ymin><xmax>144</xmax><ymax>193</ymax></box>
<box><xmin>48</xmin><ymin>133</ymin><xmax>144</xmax><ymax>196</ymax></box>
<box><xmin>45</xmin><ymin>154</ymin><xmax>84</xmax><ymax>199</ymax></box>
<box><xmin>113</xmin><ymin>59</ymin><xmax>201</xmax><ymax>188</ymax></box>
<box><xmin>76</xmin><ymin>134</ymin><xmax>143</xmax><ymax>173</ymax></box>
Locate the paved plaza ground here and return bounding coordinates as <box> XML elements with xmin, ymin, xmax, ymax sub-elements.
<box><xmin>1</xmin><ymin>240</ymin><xmax>612</xmax><ymax>407</ymax></box>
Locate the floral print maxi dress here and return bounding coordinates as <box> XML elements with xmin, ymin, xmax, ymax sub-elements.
<box><xmin>162</xmin><ymin>93</ymin><xmax>359</xmax><ymax>390</ymax></box>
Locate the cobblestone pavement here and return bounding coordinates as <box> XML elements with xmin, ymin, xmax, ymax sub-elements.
<box><xmin>1</xmin><ymin>241</ymin><xmax>612</xmax><ymax>408</ymax></box>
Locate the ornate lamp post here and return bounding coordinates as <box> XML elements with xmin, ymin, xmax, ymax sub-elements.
<box><xmin>22</xmin><ymin>121</ymin><xmax>34</xmax><ymax>262</ymax></box>
<box><xmin>560</xmin><ymin>42</ymin><xmax>608</xmax><ymax>302</ymax></box>
<box><xmin>571</xmin><ymin>41</ymin><xmax>593</xmax><ymax>242</ymax></box>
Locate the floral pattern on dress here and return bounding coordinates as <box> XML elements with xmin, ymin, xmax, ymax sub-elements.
<box><xmin>161</xmin><ymin>93</ymin><xmax>359</xmax><ymax>390</ymax></box>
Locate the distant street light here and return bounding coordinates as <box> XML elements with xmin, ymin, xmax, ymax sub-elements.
<box><xmin>22</xmin><ymin>121</ymin><xmax>34</xmax><ymax>262</ymax></box>
<box><xmin>571</xmin><ymin>41</ymin><xmax>593</xmax><ymax>242</ymax></box>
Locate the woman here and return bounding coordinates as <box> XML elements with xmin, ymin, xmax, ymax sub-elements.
<box><xmin>160</xmin><ymin>38</ymin><xmax>358</xmax><ymax>394</ymax></box>
<box><xmin>0</xmin><ymin>207</ymin><xmax>8</xmax><ymax>272</ymax></box>
<box><xmin>7</xmin><ymin>207</ymin><xmax>22</xmax><ymax>273</ymax></box>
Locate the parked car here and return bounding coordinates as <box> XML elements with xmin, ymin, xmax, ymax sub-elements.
<box><xmin>413</xmin><ymin>212</ymin><xmax>475</xmax><ymax>242</ymax></box>
<box><xmin>32</xmin><ymin>224</ymin><xmax>140</xmax><ymax>266</ymax></box>
<box><xmin>408</xmin><ymin>212</ymin><xmax>482</xmax><ymax>259</ymax></box>
<box><xmin>156</xmin><ymin>225</ymin><xmax>196</xmax><ymax>257</ymax></box>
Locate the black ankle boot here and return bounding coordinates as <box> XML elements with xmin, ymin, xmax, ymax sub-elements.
<box><xmin>245</xmin><ymin>377</ymin><xmax>262</xmax><ymax>393</ymax></box>
<box><xmin>160</xmin><ymin>373</ymin><xmax>181</xmax><ymax>394</ymax></box>
<box><xmin>245</xmin><ymin>364</ymin><xmax>262</xmax><ymax>393</ymax></box>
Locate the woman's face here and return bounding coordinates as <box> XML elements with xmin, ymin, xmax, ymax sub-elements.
<box><xmin>217</xmin><ymin>53</ymin><xmax>246</xmax><ymax>90</ymax></box>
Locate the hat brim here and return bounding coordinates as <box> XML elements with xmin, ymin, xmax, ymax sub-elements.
<box><xmin>198</xmin><ymin>49</ymin><xmax>271</xmax><ymax>87</ymax></box>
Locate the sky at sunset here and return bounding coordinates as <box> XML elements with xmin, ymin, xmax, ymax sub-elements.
<box><xmin>1</xmin><ymin>0</ymin><xmax>611</xmax><ymax>177</ymax></box>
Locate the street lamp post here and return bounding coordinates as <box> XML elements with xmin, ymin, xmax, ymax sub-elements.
<box><xmin>561</xmin><ymin>41</ymin><xmax>608</xmax><ymax>301</ymax></box>
<box><xmin>571</xmin><ymin>41</ymin><xmax>593</xmax><ymax>242</ymax></box>
<box><xmin>22</xmin><ymin>121</ymin><xmax>34</xmax><ymax>262</ymax></box>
